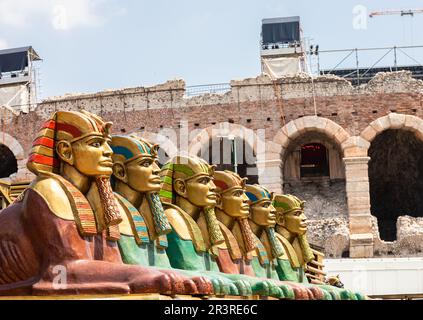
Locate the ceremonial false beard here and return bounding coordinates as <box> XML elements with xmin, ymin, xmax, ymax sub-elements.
<box><xmin>146</xmin><ymin>192</ymin><xmax>172</xmax><ymax>236</ymax></box>
<box><xmin>238</xmin><ymin>218</ymin><xmax>256</xmax><ymax>252</ymax></box>
<box><xmin>265</xmin><ymin>227</ymin><xmax>285</xmax><ymax>258</ymax></box>
<box><xmin>203</xmin><ymin>207</ymin><xmax>225</xmax><ymax>246</ymax></box>
<box><xmin>298</xmin><ymin>233</ymin><xmax>315</xmax><ymax>264</ymax></box>
<box><xmin>95</xmin><ymin>176</ymin><xmax>122</xmax><ymax>226</ymax></box>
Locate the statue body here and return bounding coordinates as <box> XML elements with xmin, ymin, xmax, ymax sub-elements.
<box><xmin>273</xmin><ymin>194</ymin><xmax>366</xmax><ymax>300</ymax></box>
<box><xmin>0</xmin><ymin>111</ymin><xmax>209</xmax><ymax>296</ymax></box>
<box><xmin>244</xmin><ymin>184</ymin><xmax>330</xmax><ymax>300</ymax></box>
<box><xmin>112</xmin><ymin>140</ymin><xmax>254</xmax><ymax>296</ymax></box>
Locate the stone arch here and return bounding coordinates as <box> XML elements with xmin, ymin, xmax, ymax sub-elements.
<box><xmin>0</xmin><ymin>133</ymin><xmax>25</xmax><ymax>179</ymax></box>
<box><xmin>360</xmin><ymin>113</ymin><xmax>423</xmax><ymax>147</ymax></box>
<box><xmin>188</xmin><ymin>122</ymin><xmax>265</xmax><ymax>184</ymax></box>
<box><xmin>273</xmin><ymin>116</ymin><xmax>351</xmax><ymax>158</ymax></box>
<box><xmin>188</xmin><ymin>122</ymin><xmax>265</xmax><ymax>157</ymax></box>
<box><xmin>0</xmin><ymin>132</ymin><xmax>24</xmax><ymax>161</ymax></box>
<box><xmin>360</xmin><ymin>114</ymin><xmax>423</xmax><ymax>242</ymax></box>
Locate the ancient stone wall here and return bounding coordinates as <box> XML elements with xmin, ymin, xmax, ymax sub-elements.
<box><xmin>1</xmin><ymin>70</ymin><xmax>423</xmax><ymax>257</ymax></box>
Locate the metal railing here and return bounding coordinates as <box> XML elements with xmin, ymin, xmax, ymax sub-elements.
<box><xmin>185</xmin><ymin>83</ymin><xmax>231</xmax><ymax>97</ymax></box>
<box><xmin>311</xmin><ymin>45</ymin><xmax>423</xmax><ymax>85</ymax></box>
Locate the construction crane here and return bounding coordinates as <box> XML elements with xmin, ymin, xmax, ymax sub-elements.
<box><xmin>369</xmin><ymin>9</ymin><xmax>423</xmax><ymax>18</ymax></box>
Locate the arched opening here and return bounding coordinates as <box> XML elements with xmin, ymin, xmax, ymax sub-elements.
<box><xmin>199</xmin><ymin>137</ymin><xmax>258</xmax><ymax>184</ymax></box>
<box><xmin>300</xmin><ymin>143</ymin><xmax>329</xmax><ymax>178</ymax></box>
<box><xmin>283</xmin><ymin>132</ymin><xmax>347</xmax><ymax>220</ymax></box>
<box><xmin>0</xmin><ymin>144</ymin><xmax>18</xmax><ymax>178</ymax></box>
<box><xmin>369</xmin><ymin>129</ymin><xmax>423</xmax><ymax>241</ymax></box>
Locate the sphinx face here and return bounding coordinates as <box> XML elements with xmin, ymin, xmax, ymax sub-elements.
<box><xmin>250</xmin><ymin>200</ymin><xmax>277</xmax><ymax>227</ymax></box>
<box><xmin>283</xmin><ymin>209</ymin><xmax>308</xmax><ymax>236</ymax></box>
<box><xmin>71</xmin><ymin>135</ymin><xmax>114</xmax><ymax>176</ymax></box>
<box><xmin>221</xmin><ymin>188</ymin><xmax>250</xmax><ymax>219</ymax></box>
<box><xmin>185</xmin><ymin>174</ymin><xmax>217</xmax><ymax>207</ymax></box>
<box><xmin>126</xmin><ymin>156</ymin><xmax>162</xmax><ymax>192</ymax></box>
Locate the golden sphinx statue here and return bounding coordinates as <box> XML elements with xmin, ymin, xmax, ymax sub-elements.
<box><xmin>159</xmin><ymin>155</ymin><xmax>296</xmax><ymax>298</ymax></box>
<box><xmin>111</xmin><ymin>135</ymin><xmax>252</xmax><ymax>296</ymax></box>
<box><xmin>0</xmin><ymin>111</ymin><xmax>211</xmax><ymax>296</ymax></box>
<box><xmin>273</xmin><ymin>194</ymin><xmax>367</xmax><ymax>300</ymax></box>
<box><xmin>214</xmin><ymin>171</ymin><xmax>330</xmax><ymax>299</ymax></box>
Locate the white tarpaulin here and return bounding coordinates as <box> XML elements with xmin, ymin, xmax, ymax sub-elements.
<box><xmin>262</xmin><ymin>56</ymin><xmax>302</xmax><ymax>79</ymax></box>
<box><xmin>0</xmin><ymin>84</ymin><xmax>30</xmax><ymax>114</ymax></box>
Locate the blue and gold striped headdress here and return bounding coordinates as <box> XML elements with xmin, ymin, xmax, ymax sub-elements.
<box><xmin>111</xmin><ymin>134</ymin><xmax>158</xmax><ymax>164</ymax></box>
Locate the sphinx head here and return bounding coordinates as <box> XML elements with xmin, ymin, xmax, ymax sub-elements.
<box><xmin>273</xmin><ymin>194</ymin><xmax>308</xmax><ymax>236</ymax></box>
<box><xmin>27</xmin><ymin>111</ymin><xmax>122</xmax><ymax>226</ymax></box>
<box><xmin>213</xmin><ymin>170</ymin><xmax>249</xmax><ymax>219</ymax></box>
<box><xmin>27</xmin><ymin>110</ymin><xmax>113</xmax><ymax>178</ymax></box>
<box><xmin>245</xmin><ymin>184</ymin><xmax>276</xmax><ymax>228</ymax></box>
<box><xmin>160</xmin><ymin>155</ymin><xmax>217</xmax><ymax>208</ymax></box>
<box><xmin>111</xmin><ymin>135</ymin><xmax>161</xmax><ymax>193</ymax></box>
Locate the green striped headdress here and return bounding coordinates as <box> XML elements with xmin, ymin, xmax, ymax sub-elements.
<box><xmin>159</xmin><ymin>155</ymin><xmax>224</xmax><ymax>246</ymax></box>
<box><xmin>159</xmin><ymin>155</ymin><xmax>215</xmax><ymax>204</ymax></box>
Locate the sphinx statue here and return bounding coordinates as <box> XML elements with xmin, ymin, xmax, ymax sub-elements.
<box><xmin>159</xmin><ymin>155</ymin><xmax>259</xmax><ymax>296</ymax></box>
<box><xmin>273</xmin><ymin>194</ymin><xmax>366</xmax><ymax>300</ymax></box>
<box><xmin>214</xmin><ymin>170</ymin><xmax>329</xmax><ymax>300</ymax></box>
<box><xmin>111</xmin><ymin>135</ymin><xmax>252</xmax><ymax>296</ymax></box>
<box><xmin>160</xmin><ymin>155</ymin><xmax>306</xmax><ymax>298</ymax></box>
<box><xmin>0</xmin><ymin>111</ymin><xmax>211</xmax><ymax>296</ymax></box>
<box><xmin>244</xmin><ymin>184</ymin><xmax>330</xmax><ymax>300</ymax></box>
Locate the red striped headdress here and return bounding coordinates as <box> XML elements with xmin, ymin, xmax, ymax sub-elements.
<box><xmin>27</xmin><ymin>111</ymin><xmax>111</xmax><ymax>175</ymax></box>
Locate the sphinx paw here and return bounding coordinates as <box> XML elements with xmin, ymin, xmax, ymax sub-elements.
<box><xmin>190</xmin><ymin>276</ymin><xmax>213</xmax><ymax>295</ymax></box>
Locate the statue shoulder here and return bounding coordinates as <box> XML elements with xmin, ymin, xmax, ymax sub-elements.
<box><xmin>28</xmin><ymin>177</ymin><xmax>74</xmax><ymax>221</ymax></box>
<box><xmin>163</xmin><ymin>205</ymin><xmax>191</xmax><ymax>240</ymax></box>
<box><xmin>274</xmin><ymin>232</ymin><xmax>289</xmax><ymax>259</ymax></box>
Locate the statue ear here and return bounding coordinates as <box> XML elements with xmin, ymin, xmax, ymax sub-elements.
<box><xmin>276</xmin><ymin>212</ymin><xmax>284</xmax><ymax>226</ymax></box>
<box><xmin>174</xmin><ymin>179</ymin><xmax>187</xmax><ymax>198</ymax></box>
<box><xmin>215</xmin><ymin>193</ymin><xmax>223</xmax><ymax>209</ymax></box>
<box><xmin>56</xmin><ymin>140</ymin><xmax>74</xmax><ymax>166</ymax></box>
<box><xmin>113</xmin><ymin>162</ymin><xmax>128</xmax><ymax>183</ymax></box>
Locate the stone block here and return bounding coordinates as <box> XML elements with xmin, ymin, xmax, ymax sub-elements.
<box><xmin>349</xmin><ymin>215</ymin><xmax>373</xmax><ymax>234</ymax></box>
<box><xmin>360</xmin><ymin>125</ymin><xmax>378</xmax><ymax>143</ymax></box>
<box><xmin>334</xmin><ymin>128</ymin><xmax>350</xmax><ymax>146</ymax></box>
<box><xmin>285</xmin><ymin>120</ymin><xmax>300</xmax><ymax>140</ymax></box>
<box><xmin>325</xmin><ymin>119</ymin><xmax>342</xmax><ymax>138</ymax></box>
<box><xmin>388</xmin><ymin>113</ymin><xmax>406</xmax><ymax>129</ymax></box>
<box><xmin>349</xmin><ymin>233</ymin><xmax>374</xmax><ymax>258</ymax></box>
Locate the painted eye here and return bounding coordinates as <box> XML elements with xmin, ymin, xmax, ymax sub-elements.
<box><xmin>140</xmin><ymin>161</ymin><xmax>151</xmax><ymax>167</ymax></box>
<box><xmin>90</xmin><ymin>141</ymin><xmax>102</xmax><ymax>148</ymax></box>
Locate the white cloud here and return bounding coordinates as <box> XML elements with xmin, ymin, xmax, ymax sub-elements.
<box><xmin>0</xmin><ymin>38</ymin><xmax>9</xmax><ymax>49</ymax></box>
<box><xmin>0</xmin><ymin>0</ymin><xmax>113</xmax><ymax>31</ymax></box>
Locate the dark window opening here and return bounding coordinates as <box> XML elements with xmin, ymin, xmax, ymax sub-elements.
<box><xmin>0</xmin><ymin>144</ymin><xmax>18</xmax><ymax>178</ymax></box>
<box><xmin>300</xmin><ymin>143</ymin><xmax>329</xmax><ymax>178</ymax></box>
<box><xmin>369</xmin><ymin>129</ymin><xmax>423</xmax><ymax>241</ymax></box>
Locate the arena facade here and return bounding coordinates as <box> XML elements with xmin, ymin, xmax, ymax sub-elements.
<box><xmin>1</xmin><ymin>70</ymin><xmax>423</xmax><ymax>259</ymax></box>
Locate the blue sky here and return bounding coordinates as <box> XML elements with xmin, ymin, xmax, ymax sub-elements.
<box><xmin>1</xmin><ymin>0</ymin><xmax>423</xmax><ymax>99</ymax></box>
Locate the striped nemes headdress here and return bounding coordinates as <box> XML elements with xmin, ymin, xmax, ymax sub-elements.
<box><xmin>273</xmin><ymin>194</ymin><xmax>305</xmax><ymax>216</ymax></box>
<box><xmin>111</xmin><ymin>134</ymin><xmax>158</xmax><ymax>164</ymax></box>
<box><xmin>245</xmin><ymin>184</ymin><xmax>274</xmax><ymax>205</ymax></box>
<box><xmin>159</xmin><ymin>155</ymin><xmax>215</xmax><ymax>204</ymax></box>
<box><xmin>159</xmin><ymin>155</ymin><xmax>224</xmax><ymax>247</ymax></box>
<box><xmin>213</xmin><ymin>170</ymin><xmax>247</xmax><ymax>195</ymax></box>
<box><xmin>111</xmin><ymin>135</ymin><xmax>171</xmax><ymax>236</ymax></box>
<box><xmin>27</xmin><ymin>111</ymin><xmax>112</xmax><ymax>175</ymax></box>
<box><xmin>214</xmin><ymin>171</ymin><xmax>256</xmax><ymax>252</ymax></box>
